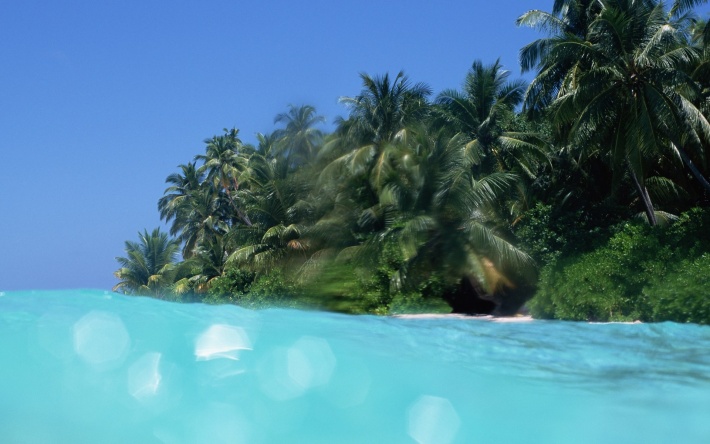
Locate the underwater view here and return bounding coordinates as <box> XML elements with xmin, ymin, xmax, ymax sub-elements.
<box><xmin>1</xmin><ymin>289</ymin><xmax>709</xmax><ymax>443</ymax></box>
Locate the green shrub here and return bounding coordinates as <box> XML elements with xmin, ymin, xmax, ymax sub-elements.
<box><xmin>644</xmin><ymin>254</ymin><xmax>710</xmax><ymax>324</ymax></box>
<box><xmin>529</xmin><ymin>208</ymin><xmax>710</xmax><ymax>323</ymax></box>
<box><xmin>388</xmin><ymin>292</ymin><xmax>451</xmax><ymax>315</ymax></box>
<box><xmin>204</xmin><ymin>266</ymin><xmax>256</xmax><ymax>304</ymax></box>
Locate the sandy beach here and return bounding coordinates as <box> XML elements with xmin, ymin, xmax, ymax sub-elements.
<box><xmin>392</xmin><ymin>313</ymin><xmax>534</xmax><ymax>322</ymax></box>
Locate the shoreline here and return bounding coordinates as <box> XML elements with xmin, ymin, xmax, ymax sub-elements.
<box><xmin>392</xmin><ymin>313</ymin><xmax>534</xmax><ymax>323</ymax></box>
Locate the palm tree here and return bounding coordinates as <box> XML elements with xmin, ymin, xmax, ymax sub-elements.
<box><xmin>173</xmin><ymin>233</ymin><xmax>231</xmax><ymax>295</ymax></box>
<box><xmin>113</xmin><ymin>228</ymin><xmax>181</xmax><ymax>297</ymax></box>
<box><xmin>337</xmin><ymin>71</ymin><xmax>432</xmax><ymax>145</ymax></box>
<box><xmin>195</xmin><ymin>128</ymin><xmax>252</xmax><ymax>226</ymax></box>
<box><xmin>520</xmin><ymin>0</ymin><xmax>710</xmax><ymax>225</ymax></box>
<box><xmin>318</xmin><ymin>72</ymin><xmax>433</xmax><ymax>226</ymax></box>
<box><xmin>517</xmin><ymin>0</ymin><xmax>602</xmax><ymax>115</ymax></box>
<box><xmin>273</xmin><ymin>104</ymin><xmax>325</xmax><ymax>166</ymax></box>
<box><xmin>352</xmin><ymin>129</ymin><xmax>535</xmax><ymax>313</ymax></box>
<box><xmin>158</xmin><ymin>162</ymin><xmax>204</xmax><ymax>235</ymax></box>
<box><xmin>435</xmin><ymin>59</ymin><xmax>548</xmax><ymax>205</ymax></box>
<box><xmin>172</xmin><ymin>184</ymin><xmax>231</xmax><ymax>258</ymax></box>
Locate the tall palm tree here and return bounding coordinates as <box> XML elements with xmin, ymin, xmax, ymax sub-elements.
<box><xmin>346</xmin><ymin>129</ymin><xmax>535</xmax><ymax>313</ymax></box>
<box><xmin>273</xmin><ymin>104</ymin><xmax>325</xmax><ymax>166</ymax></box>
<box><xmin>517</xmin><ymin>0</ymin><xmax>602</xmax><ymax>114</ymax></box>
<box><xmin>520</xmin><ymin>0</ymin><xmax>710</xmax><ymax>225</ymax></box>
<box><xmin>435</xmin><ymin>59</ymin><xmax>548</xmax><ymax>187</ymax></box>
<box><xmin>113</xmin><ymin>228</ymin><xmax>181</xmax><ymax>297</ymax></box>
<box><xmin>319</xmin><ymin>72</ymin><xmax>432</xmax><ymax>215</ymax></box>
<box><xmin>158</xmin><ymin>162</ymin><xmax>204</xmax><ymax>235</ymax></box>
<box><xmin>195</xmin><ymin>128</ymin><xmax>252</xmax><ymax>226</ymax></box>
<box><xmin>172</xmin><ymin>184</ymin><xmax>230</xmax><ymax>258</ymax></box>
<box><xmin>337</xmin><ymin>71</ymin><xmax>432</xmax><ymax>146</ymax></box>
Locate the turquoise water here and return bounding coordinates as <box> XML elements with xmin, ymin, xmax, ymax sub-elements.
<box><xmin>1</xmin><ymin>290</ymin><xmax>709</xmax><ymax>443</ymax></box>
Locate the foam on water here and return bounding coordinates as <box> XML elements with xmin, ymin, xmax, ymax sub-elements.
<box><xmin>1</xmin><ymin>289</ymin><xmax>709</xmax><ymax>443</ymax></box>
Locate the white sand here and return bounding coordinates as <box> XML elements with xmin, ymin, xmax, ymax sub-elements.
<box><xmin>392</xmin><ymin>313</ymin><xmax>534</xmax><ymax>322</ymax></box>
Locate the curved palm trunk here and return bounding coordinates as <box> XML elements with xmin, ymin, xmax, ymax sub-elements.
<box><xmin>225</xmin><ymin>178</ymin><xmax>252</xmax><ymax>227</ymax></box>
<box><xmin>677</xmin><ymin>145</ymin><xmax>710</xmax><ymax>195</ymax></box>
<box><xmin>628</xmin><ymin>165</ymin><xmax>657</xmax><ymax>226</ymax></box>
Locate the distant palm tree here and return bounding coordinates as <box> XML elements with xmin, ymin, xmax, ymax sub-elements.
<box><xmin>320</xmin><ymin>72</ymin><xmax>432</xmax><ymax>209</ymax></box>
<box><xmin>435</xmin><ymin>59</ymin><xmax>548</xmax><ymax>183</ymax></box>
<box><xmin>173</xmin><ymin>185</ymin><xmax>230</xmax><ymax>258</ymax></box>
<box><xmin>273</xmin><ymin>104</ymin><xmax>325</xmax><ymax>166</ymax></box>
<box><xmin>195</xmin><ymin>128</ymin><xmax>252</xmax><ymax>226</ymax></box>
<box><xmin>381</xmin><ymin>130</ymin><xmax>534</xmax><ymax>307</ymax></box>
<box><xmin>113</xmin><ymin>228</ymin><xmax>181</xmax><ymax>297</ymax></box>
<box><xmin>158</xmin><ymin>162</ymin><xmax>204</xmax><ymax>235</ymax></box>
<box><xmin>338</xmin><ymin>71</ymin><xmax>431</xmax><ymax>144</ymax></box>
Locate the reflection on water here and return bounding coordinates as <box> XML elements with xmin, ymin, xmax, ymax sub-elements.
<box><xmin>1</xmin><ymin>290</ymin><xmax>709</xmax><ymax>443</ymax></box>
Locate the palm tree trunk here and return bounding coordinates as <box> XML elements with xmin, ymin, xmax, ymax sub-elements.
<box><xmin>225</xmin><ymin>178</ymin><xmax>252</xmax><ymax>226</ymax></box>
<box><xmin>676</xmin><ymin>145</ymin><xmax>710</xmax><ymax>195</ymax></box>
<box><xmin>628</xmin><ymin>165</ymin><xmax>657</xmax><ymax>226</ymax></box>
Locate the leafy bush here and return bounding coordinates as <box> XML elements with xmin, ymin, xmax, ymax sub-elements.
<box><xmin>514</xmin><ymin>203</ymin><xmax>627</xmax><ymax>267</ymax></box>
<box><xmin>644</xmin><ymin>254</ymin><xmax>710</xmax><ymax>324</ymax></box>
<box><xmin>204</xmin><ymin>266</ymin><xmax>255</xmax><ymax>304</ymax></box>
<box><xmin>388</xmin><ymin>292</ymin><xmax>451</xmax><ymax>314</ymax></box>
<box><xmin>529</xmin><ymin>208</ymin><xmax>710</xmax><ymax>323</ymax></box>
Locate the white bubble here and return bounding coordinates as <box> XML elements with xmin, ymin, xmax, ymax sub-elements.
<box><xmin>36</xmin><ymin>312</ymin><xmax>76</xmax><ymax>361</ymax></box>
<box><xmin>128</xmin><ymin>352</ymin><xmax>162</xmax><ymax>401</ymax></box>
<box><xmin>322</xmin><ymin>358</ymin><xmax>371</xmax><ymax>408</ymax></box>
<box><xmin>195</xmin><ymin>324</ymin><xmax>252</xmax><ymax>361</ymax></box>
<box><xmin>73</xmin><ymin>311</ymin><xmax>130</xmax><ymax>367</ymax></box>
<box><xmin>258</xmin><ymin>347</ymin><xmax>305</xmax><ymax>401</ymax></box>
<box><xmin>186</xmin><ymin>403</ymin><xmax>250</xmax><ymax>444</ymax></box>
<box><xmin>287</xmin><ymin>336</ymin><xmax>336</xmax><ymax>390</ymax></box>
<box><xmin>408</xmin><ymin>395</ymin><xmax>461</xmax><ymax>444</ymax></box>
<box><xmin>258</xmin><ymin>336</ymin><xmax>337</xmax><ymax>401</ymax></box>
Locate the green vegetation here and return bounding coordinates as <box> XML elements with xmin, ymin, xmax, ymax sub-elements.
<box><xmin>529</xmin><ymin>208</ymin><xmax>710</xmax><ymax>324</ymax></box>
<box><xmin>115</xmin><ymin>0</ymin><xmax>710</xmax><ymax>322</ymax></box>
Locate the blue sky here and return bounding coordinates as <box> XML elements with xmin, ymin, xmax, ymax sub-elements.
<box><xmin>1</xmin><ymin>0</ymin><xmax>708</xmax><ymax>291</ymax></box>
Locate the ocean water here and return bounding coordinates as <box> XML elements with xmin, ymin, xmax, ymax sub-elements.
<box><xmin>1</xmin><ymin>290</ymin><xmax>709</xmax><ymax>443</ymax></box>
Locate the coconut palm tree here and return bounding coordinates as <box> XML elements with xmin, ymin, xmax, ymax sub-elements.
<box><xmin>347</xmin><ymin>129</ymin><xmax>535</xmax><ymax>313</ymax></box>
<box><xmin>273</xmin><ymin>104</ymin><xmax>325</xmax><ymax>166</ymax></box>
<box><xmin>520</xmin><ymin>0</ymin><xmax>710</xmax><ymax>225</ymax></box>
<box><xmin>338</xmin><ymin>71</ymin><xmax>432</xmax><ymax>145</ymax></box>
<box><xmin>158</xmin><ymin>162</ymin><xmax>204</xmax><ymax>235</ymax></box>
<box><xmin>195</xmin><ymin>128</ymin><xmax>252</xmax><ymax>226</ymax></box>
<box><xmin>113</xmin><ymin>228</ymin><xmax>181</xmax><ymax>297</ymax></box>
<box><xmin>318</xmin><ymin>72</ymin><xmax>432</xmax><ymax>226</ymax></box>
<box><xmin>435</xmin><ymin>59</ymin><xmax>549</xmax><ymax>206</ymax></box>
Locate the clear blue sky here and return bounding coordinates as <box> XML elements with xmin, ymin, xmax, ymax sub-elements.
<box><xmin>1</xmin><ymin>0</ymin><xmax>708</xmax><ymax>291</ymax></box>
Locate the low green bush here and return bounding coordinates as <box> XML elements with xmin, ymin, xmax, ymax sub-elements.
<box><xmin>644</xmin><ymin>254</ymin><xmax>710</xmax><ymax>324</ymax></box>
<box><xmin>528</xmin><ymin>208</ymin><xmax>710</xmax><ymax>324</ymax></box>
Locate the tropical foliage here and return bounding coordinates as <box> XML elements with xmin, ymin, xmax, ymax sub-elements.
<box><xmin>113</xmin><ymin>228</ymin><xmax>183</xmax><ymax>298</ymax></box>
<box><xmin>115</xmin><ymin>0</ymin><xmax>710</xmax><ymax>321</ymax></box>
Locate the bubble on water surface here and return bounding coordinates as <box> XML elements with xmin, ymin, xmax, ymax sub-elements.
<box><xmin>36</xmin><ymin>312</ymin><xmax>77</xmax><ymax>361</ymax></box>
<box><xmin>322</xmin><ymin>357</ymin><xmax>371</xmax><ymax>408</ymax></box>
<box><xmin>73</xmin><ymin>311</ymin><xmax>130</xmax><ymax>367</ymax></box>
<box><xmin>154</xmin><ymin>402</ymin><xmax>250</xmax><ymax>444</ymax></box>
<box><xmin>408</xmin><ymin>395</ymin><xmax>461</xmax><ymax>444</ymax></box>
<box><xmin>128</xmin><ymin>352</ymin><xmax>162</xmax><ymax>401</ymax></box>
<box><xmin>287</xmin><ymin>336</ymin><xmax>336</xmax><ymax>390</ymax></box>
<box><xmin>257</xmin><ymin>347</ymin><xmax>305</xmax><ymax>401</ymax></box>
<box><xmin>194</xmin><ymin>324</ymin><xmax>252</xmax><ymax>361</ymax></box>
<box><xmin>257</xmin><ymin>336</ymin><xmax>337</xmax><ymax>401</ymax></box>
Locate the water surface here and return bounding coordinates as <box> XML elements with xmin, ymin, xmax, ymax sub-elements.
<box><xmin>1</xmin><ymin>289</ymin><xmax>708</xmax><ymax>443</ymax></box>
